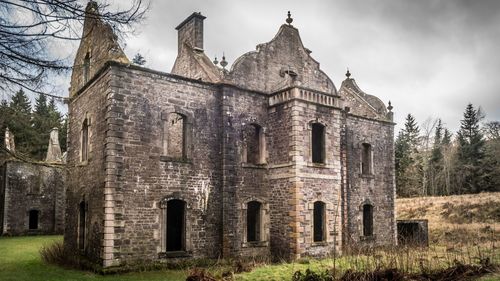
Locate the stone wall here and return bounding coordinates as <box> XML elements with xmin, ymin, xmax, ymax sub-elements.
<box><xmin>1</xmin><ymin>160</ymin><xmax>65</xmax><ymax>235</ymax></box>
<box><xmin>64</xmin><ymin>68</ymin><xmax>112</xmax><ymax>263</ymax></box>
<box><xmin>344</xmin><ymin>115</ymin><xmax>396</xmax><ymax>248</ymax></box>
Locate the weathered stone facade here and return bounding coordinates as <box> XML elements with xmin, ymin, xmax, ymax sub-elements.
<box><xmin>1</xmin><ymin>128</ymin><xmax>66</xmax><ymax>236</ymax></box>
<box><xmin>65</xmin><ymin>4</ymin><xmax>396</xmax><ymax>267</ymax></box>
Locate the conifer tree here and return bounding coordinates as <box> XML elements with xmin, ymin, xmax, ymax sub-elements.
<box><xmin>5</xmin><ymin>89</ymin><xmax>35</xmax><ymax>154</ymax></box>
<box><xmin>456</xmin><ymin>103</ymin><xmax>485</xmax><ymax>193</ymax></box>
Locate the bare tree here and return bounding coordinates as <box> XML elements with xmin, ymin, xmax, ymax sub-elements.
<box><xmin>0</xmin><ymin>0</ymin><xmax>148</xmax><ymax>99</ymax></box>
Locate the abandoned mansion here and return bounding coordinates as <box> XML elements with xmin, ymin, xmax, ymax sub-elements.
<box><xmin>65</xmin><ymin>3</ymin><xmax>396</xmax><ymax>267</ymax></box>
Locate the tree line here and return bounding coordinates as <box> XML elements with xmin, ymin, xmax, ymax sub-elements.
<box><xmin>396</xmin><ymin>103</ymin><xmax>499</xmax><ymax>197</ymax></box>
<box><xmin>0</xmin><ymin>89</ymin><xmax>67</xmax><ymax>161</ymax></box>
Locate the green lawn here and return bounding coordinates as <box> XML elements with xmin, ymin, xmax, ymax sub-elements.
<box><xmin>0</xmin><ymin>236</ymin><xmax>186</xmax><ymax>281</ymax></box>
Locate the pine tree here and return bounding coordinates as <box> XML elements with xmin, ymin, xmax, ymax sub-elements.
<box><xmin>481</xmin><ymin>121</ymin><xmax>500</xmax><ymax>192</ymax></box>
<box><xmin>6</xmin><ymin>89</ymin><xmax>35</xmax><ymax>155</ymax></box>
<box><xmin>456</xmin><ymin>103</ymin><xmax>485</xmax><ymax>193</ymax></box>
<box><xmin>396</xmin><ymin>114</ymin><xmax>423</xmax><ymax>197</ymax></box>
<box><xmin>132</xmin><ymin>53</ymin><xmax>146</xmax><ymax>65</ymax></box>
<box><xmin>32</xmin><ymin>94</ymin><xmax>52</xmax><ymax>159</ymax></box>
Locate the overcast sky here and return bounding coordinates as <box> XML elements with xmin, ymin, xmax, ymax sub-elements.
<box><xmin>12</xmin><ymin>0</ymin><xmax>499</xmax><ymax>135</ymax></box>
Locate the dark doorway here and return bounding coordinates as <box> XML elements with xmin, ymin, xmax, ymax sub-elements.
<box><xmin>247</xmin><ymin>201</ymin><xmax>262</xmax><ymax>242</ymax></box>
<box><xmin>312</xmin><ymin>123</ymin><xmax>325</xmax><ymax>163</ymax></box>
<box><xmin>363</xmin><ymin>204</ymin><xmax>373</xmax><ymax>236</ymax></box>
<box><xmin>166</xmin><ymin>199</ymin><xmax>185</xmax><ymax>251</ymax></box>
<box><xmin>313</xmin><ymin>201</ymin><xmax>325</xmax><ymax>242</ymax></box>
<box><xmin>78</xmin><ymin>202</ymin><xmax>86</xmax><ymax>250</ymax></box>
<box><xmin>29</xmin><ymin>210</ymin><xmax>39</xmax><ymax>230</ymax></box>
<box><xmin>397</xmin><ymin>220</ymin><xmax>428</xmax><ymax>247</ymax></box>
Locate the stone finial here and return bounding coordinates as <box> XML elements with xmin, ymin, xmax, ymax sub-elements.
<box><xmin>387</xmin><ymin>101</ymin><xmax>394</xmax><ymax>121</ymax></box>
<box><xmin>387</xmin><ymin>101</ymin><xmax>393</xmax><ymax>112</ymax></box>
<box><xmin>213</xmin><ymin>56</ymin><xmax>219</xmax><ymax>65</ymax></box>
<box><xmin>346</xmin><ymin>68</ymin><xmax>351</xmax><ymax>78</ymax></box>
<box><xmin>5</xmin><ymin>127</ymin><xmax>15</xmax><ymax>152</ymax></box>
<box><xmin>45</xmin><ymin>127</ymin><xmax>63</xmax><ymax>163</ymax></box>
<box><xmin>286</xmin><ymin>11</ymin><xmax>293</xmax><ymax>25</ymax></box>
<box><xmin>220</xmin><ymin>53</ymin><xmax>228</xmax><ymax>69</ymax></box>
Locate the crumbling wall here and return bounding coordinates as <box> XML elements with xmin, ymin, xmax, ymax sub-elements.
<box><xmin>1</xmin><ymin>161</ymin><xmax>65</xmax><ymax>235</ymax></box>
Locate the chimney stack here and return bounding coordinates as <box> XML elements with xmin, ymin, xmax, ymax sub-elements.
<box><xmin>45</xmin><ymin>127</ymin><xmax>62</xmax><ymax>163</ymax></box>
<box><xmin>175</xmin><ymin>12</ymin><xmax>206</xmax><ymax>53</ymax></box>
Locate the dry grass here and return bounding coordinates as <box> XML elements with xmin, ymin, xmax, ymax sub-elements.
<box><xmin>397</xmin><ymin>192</ymin><xmax>500</xmax><ymax>247</ymax></box>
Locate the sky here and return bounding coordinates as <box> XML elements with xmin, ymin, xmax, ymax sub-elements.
<box><xmin>10</xmin><ymin>0</ymin><xmax>500</xmax><ymax>134</ymax></box>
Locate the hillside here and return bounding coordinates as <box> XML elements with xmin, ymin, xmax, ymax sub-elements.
<box><xmin>397</xmin><ymin>192</ymin><xmax>500</xmax><ymax>246</ymax></box>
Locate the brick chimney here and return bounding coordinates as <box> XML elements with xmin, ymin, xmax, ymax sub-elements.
<box><xmin>175</xmin><ymin>12</ymin><xmax>206</xmax><ymax>53</ymax></box>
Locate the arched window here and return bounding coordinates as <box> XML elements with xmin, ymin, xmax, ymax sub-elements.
<box><xmin>243</xmin><ymin>124</ymin><xmax>265</xmax><ymax>164</ymax></box>
<box><xmin>166</xmin><ymin>199</ymin><xmax>186</xmax><ymax>251</ymax></box>
<box><xmin>246</xmin><ymin>201</ymin><xmax>262</xmax><ymax>242</ymax></box>
<box><xmin>83</xmin><ymin>52</ymin><xmax>90</xmax><ymax>83</ymax></box>
<box><xmin>361</xmin><ymin>143</ymin><xmax>372</xmax><ymax>175</ymax></box>
<box><xmin>28</xmin><ymin>210</ymin><xmax>39</xmax><ymax>230</ymax></box>
<box><xmin>78</xmin><ymin>201</ymin><xmax>86</xmax><ymax>250</ymax></box>
<box><xmin>311</xmin><ymin>123</ymin><xmax>325</xmax><ymax>164</ymax></box>
<box><xmin>163</xmin><ymin>112</ymin><xmax>187</xmax><ymax>159</ymax></box>
<box><xmin>363</xmin><ymin>204</ymin><xmax>374</xmax><ymax>236</ymax></box>
<box><xmin>81</xmin><ymin>118</ymin><xmax>89</xmax><ymax>162</ymax></box>
<box><xmin>313</xmin><ymin>201</ymin><xmax>326</xmax><ymax>242</ymax></box>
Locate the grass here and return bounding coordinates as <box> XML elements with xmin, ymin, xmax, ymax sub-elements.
<box><xmin>397</xmin><ymin>192</ymin><xmax>500</xmax><ymax>246</ymax></box>
<box><xmin>0</xmin><ymin>236</ymin><xmax>187</xmax><ymax>281</ymax></box>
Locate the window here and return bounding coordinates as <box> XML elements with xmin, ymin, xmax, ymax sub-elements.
<box><xmin>28</xmin><ymin>210</ymin><xmax>39</xmax><ymax>230</ymax></box>
<box><xmin>311</xmin><ymin>123</ymin><xmax>325</xmax><ymax>164</ymax></box>
<box><xmin>81</xmin><ymin>118</ymin><xmax>89</xmax><ymax>162</ymax></box>
<box><xmin>83</xmin><ymin>52</ymin><xmax>90</xmax><ymax>83</ymax></box>
<box><xmin>313</xmin><ymin>201</ymin><xmax>326</xmax><ymax>242</ymax></box>
<box><xmin>363</xmin><ymin>204</ymin><xmax>374</xmax><ymax>236</ymax></box>
<box><xmin>78</xmin><ymin>201</ymin><xmax>86</xmax><ymax>250</ymax></box>
<box><xmin>166</xmin><ymin>199</ymin><xmax>186</xmax><ymax>251</ymax></box>
<box><xmin>246</xmin><ymin>201</ymin><xmax>262</xmax><ymax>242</ymax></box>
<box><xmin>164</xmin><ymin>113</ymin><xmax>186</xmax><ymax>159</ymax></box>
<box><xmin>361</xmin><ymin>143</ymin><xmax>372</xmax><ymax>174</ymax></box>
<box><xmin>243</xmin><ymin>124</ymin><xmax>265</xmax><ymax>164</ymax></box>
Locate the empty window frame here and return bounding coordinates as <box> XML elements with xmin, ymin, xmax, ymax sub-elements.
<box><xmin>243</xmin><ymin>124</ymin><xmax>265</xmax><ymax>164</ymax></box>
<box><xmin>311</xmin><ymin>123</ymin><xmax>325</xmax><ymax>164</ymax></box>
<box><xmin>166</xmin><ymin>199</ymin><xmax>186</xmax><ymax>252</ymax></box>
<box><xmin>246</xmin><ymin>201</ymin><xmax>262</xmax><ymax>242</ymax></box>
<box><xmin>313</xmin><ymin>201</ymin><xmax>326</xmax><ymax>242</ymax></box>
<box><xmin>363</xmin><ymin>204</ymin><xmax>374</xmax><ymax>237</ymax></box>
<box><xmin>81</xmin><ymin>118</ymin><xmax>89</xmax><ymax>162</ymax></box>
<box><xmin>361</xmin><ymin>143</ymin><xmax>372</xmax><ymax>174</ymax></box>
<box><xmin>83</xmin><ymin>52</ymin><xmax>90</xmax><ymax>83</ymax></box>
<box><xmin>164</xmin><ymin>113</ymin><xmax>187</xmax><ymax>159</ymax></box>
<box><xmin>28</xmin><ymin>210</ymin><xmax>39</xmax><ymax>230</ymax></box>
<box><xmin>78</xmin><ymin>201</ymin><xmax>86</xmax><ymax>250</ymax></box>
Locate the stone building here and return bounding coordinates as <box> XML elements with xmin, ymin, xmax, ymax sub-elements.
<box><xmin>1</xmin><ymin>128</ymin><xmax>66</xmax><ymax>235</ymax></box>
<box><xmin>65</xmin><ymin>3</ymin><xmax>396</xmax><ymax>267</ymax></box>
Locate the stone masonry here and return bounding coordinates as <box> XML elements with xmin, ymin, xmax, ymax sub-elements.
<box><xmin>65</xmin><ymin>3</ymin><xmax>396</xmax><ymax>267</ymax></box>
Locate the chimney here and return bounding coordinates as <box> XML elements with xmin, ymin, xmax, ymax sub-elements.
<box><xmin>45</xmin><ymin>127</ymin><xmax>62</xmax><ymax>163</ymax></box>
<box><xmin>4</xmin><ymin>127</ymin><xmax>15</xmax><ymax>153</ymax></box>
<box><xmin>175</xmin><ymin>12</ymin><xmax>206</xmax><ymax>53</ymax></box>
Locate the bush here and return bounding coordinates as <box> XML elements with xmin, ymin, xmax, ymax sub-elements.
<box><xmin>39</xmin><ymin>240</ymin><xmax>69</xmax><ymax>266</ymax></box>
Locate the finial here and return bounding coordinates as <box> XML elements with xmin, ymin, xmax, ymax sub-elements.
<box><xmin>286</xmin><ymin>11</ymin><xmax>293</xmax><ymax>25</ymax></box>
<box><xmin>213</xmin><ymin>56</ymin><xmax>218</xmax><ymax>65</ymax></box>
<box><xmin>387</xmin><ymin>101</ymin><xmax>393</xmax><ymax>112</ymax></box>
<box><xmin>346</xmin><ymin>68</ymin><xmax>351</xmax><ymax>78</ymax></box>
<box><xmin>220</xmin><ymin>53</ymin><xmax>228</xmax><ymax>69</ymax></box>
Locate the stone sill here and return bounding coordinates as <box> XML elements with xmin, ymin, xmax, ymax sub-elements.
<box><xmin>241</xmin><ymin>163</ymin><xmax>267</xmax><ymax>169</ymax></box>
<box><xmin>311</xmin><ymin>241</ymin><xmax>329</xmax><ymax>247</ymax></box>
<box><xmin>360</xmin><ymin>235</ymin><xmax>376</xmax><ymax>241</ymax></box>
<box><xmin>160</xmin><ymin>156</ymin><xmax>192</xmax><ymax>164</ymax></box>
<box><xmin>306</xmin><ymin>162</ymin><xmax>334</xmax><ymax>169</ymax></box>
<box><xmin>242</xmin><ymin>241</ymin><xmax>269</xmax><ymax>248</ymax></box>
<box><xmin>78</xmin><ymin>160</ymin><xmax>89</xmax><ymax>167</ymax></box>
<box><xmin>359</xmin><ymin>174</ymin><xmax>375</xmax><ymax>179</ymax></box>
<box><xmin>158</xmin><ymin>251</ymin><xmax>192</xmax><ymax>258</ymax></box>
